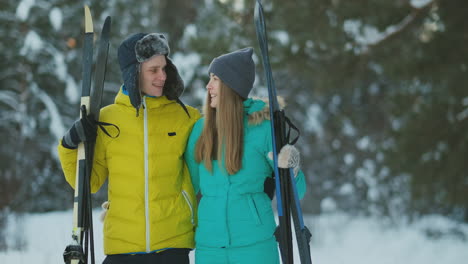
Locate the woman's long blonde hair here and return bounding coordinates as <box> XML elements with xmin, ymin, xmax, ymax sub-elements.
<box><xmin>195</xmin><ymin>82</ymin><xmax>244</xmax><ymax>175</ymax></box>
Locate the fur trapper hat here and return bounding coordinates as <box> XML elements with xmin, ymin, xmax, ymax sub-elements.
<box><xmin>118</xmin><ymin>33</ymin><xmax>184</xmax><ymax>112</ymax></box>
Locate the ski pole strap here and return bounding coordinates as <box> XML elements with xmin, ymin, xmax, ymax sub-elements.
<box><xmin>96</xmin><ymin>121</ymin><xmax>120</xmax><ymax>138</ymax></box>
<box><xmin>176</xmin><ymin>98</ymin><xmax>191</xmax><ymax>118</ymax></box>
<box><xmin>284</xmin><ymin>115</ymin><xmax>300</xmax><ymax>145</ymax></box>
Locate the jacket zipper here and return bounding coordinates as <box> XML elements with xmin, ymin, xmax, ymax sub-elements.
<box><xmin>143</xmin><ymin>97</ymin><xmax>150</xmax><ymax>252</ymax></box>
<box><xmin>181</xmin><ymin>190</ymin><xmax>195</xmax><ymax>225</ymax></box>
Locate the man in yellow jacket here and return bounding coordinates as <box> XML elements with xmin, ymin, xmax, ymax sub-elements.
<box><xmin>58</xmin><ymin>33</ymin><xmax>201</xmax><ymax>263</ymax></box>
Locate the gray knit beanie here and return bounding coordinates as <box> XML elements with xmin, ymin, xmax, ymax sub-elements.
<box><xmin>208</xmin><ymin>47</ymin><xmax>255</xmax><ymax>99</ymax></box>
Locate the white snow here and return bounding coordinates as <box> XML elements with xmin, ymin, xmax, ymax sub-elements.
<box><xmin>218</xmin><ymin>0</ymin><xmax>245</xmax><ymax>12</ymax></box>
<box><xmin>410</xmin><ymin>0</ymin><xmax>433</xmax><ymax>9</ymax></box>
<box><xmin>65</xmin><ymin>76</ymin><xmax>80</xmax><ymax>104</ymax></box>
<box><xmin>272</xmin><ymin>30</ymin><xmax>290</xmax><ymax>46</ymax></box>
<box><xmin>320</xmin><ymin>197</ymin><xmax>337</xmax><ymax>212</ymax></box>
<box><xmin>183</xmin><ymin>24</ymin><xmax>198</xmax><ymax>39</ymax></box>
<box><xmin>457</xmin><ymin>97</ymin><xmax>468</xmax><ymax>121</ymax></box>
<box><xmin>30</xmin><ymin>83</ymin><xmax>66</xmax><ymax>143</ymax></box>
<box><xmin>457</xmin><ymin>109</ymin><xmax>468</xmax><ymax>121</ymax></box>
<box><xmin>49</xmin><ymin>50</ymin><xmax>80</xmax><ymax>104</ymax></box>
<box><xmin>0</xmin><ymin>90</ymin><xmax>18</xmax><ymax>111</ymax></box>
<box><xmin>343</xmin><ymin>20</ymin><xmax>382</xmax><ymax>46</ymax></box>
<box><xmin>1</xmin><ymin>210</ymin><xmax>467</xmax><ymax>264</ymax></box>
<box><xmin>20</xmin><ymin>31</ymin><xmax>43</xmax><ymax>57</ymax></box>
<box><xmin>462</xmin><ymin>97</ymin><xmax>468</xmax><ymax>107</ymax></box>
<box><xmin>204</xmin><ymin>0</ymin><xmax>215</xmax><ymax>7</ymax></box>
<box><xmin>342</xmin><ymin>119</ymin><xmax>356</xmax><ymax>137</ymax></box>
<box><xmin>49</xmin><ymin>7</ymin><xmax>63</xmax><ymax>31</ymax></box>
<box><xmin>343</xmin><ymin>153</ymin><xmax>355</xmax><ymax>165</ymax></box>
<box><xmin>172</xmin><ymin>52</ymin><xmax>202</xmax><ymax>87</ymax></box>
<box><xmin>339</xmin><ymin>182</ymin><xmax>355</xmax><ymax>196</ymax></box>
<box><xmin>52</xmin><ymin>52</ymin><xmax>67</xmax><ymax>81</ymax></box>
<box><xmin>172</xmin><ymin>52</ymin><xmax>205</xmax><ymax>102</ymax></box>
<box><xmin>356</xmin><ymin>136</ymin><xmax>371</xmax><ymax>150</ymax></box>
<box><xmin>310</xmin><ymin>213</ymin><xmax>468</xmax><ymax>264</ymax></box>
<box><xmin>343</xmin><ymin>15</ymin><xmax>417</xmax><ymax>53</ymax></box>
<box><xmin>305</xmin><ymin>103</ymin><xmax>324</xmax><ymax>138</ymax></box>
<box><xmin>15</xmin><ymin>0</ymin><xmax>35</xmax><ymax>21</ymax></box>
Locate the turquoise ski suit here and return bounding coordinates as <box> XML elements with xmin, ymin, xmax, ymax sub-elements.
<box><xmin>184</xmin><ymin>98</ymin><xmax>306</xmax><ymax>264</ymax></box>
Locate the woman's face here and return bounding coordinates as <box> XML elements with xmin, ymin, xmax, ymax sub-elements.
<box><xmin>140</xmin><ymin>55</ymin><xmax>167</xmax><ymax>97</ymax></box>
<box><xmin>206</xmin><ymin>73</ymin><xmax>221</xmax><ymax>108</ymax></box>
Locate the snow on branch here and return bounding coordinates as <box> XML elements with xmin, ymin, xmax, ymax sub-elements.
<box><xmin>364</xmin><ymin>0</ymin><xmax>436</xmax><ymax>50</ymax></box>
<box><xmin>410</xmin><ymin>0</ymin><xmax>434</xmax><ymax>9</ymax></box>
<box><xmin>457</xmin><ymin>97</ymin><xmax>468</xmax><ymax>121</ymax></box>
<box><xmin>0</xmin><ymin>90</ymin><xmax>19</xmax><ymax>110</ymax></box>
<box><xmin>30</xmin><ymin>83</ymin><xmax>66</xmax><ymax>141</ymax></box>
<box><xmin>344</xmin><ymin>0</ymin><xmax>436</xmax><ymax>54</ymax></box>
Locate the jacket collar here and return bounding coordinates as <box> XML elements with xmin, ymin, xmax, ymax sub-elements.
<box><xmin>115</xmin><ymin>85</ymin><xmax>174</xmax><ymax>109</ymax></box>
<box><xmin>243</xmin><ymin>98</ymin><xmax>266</xmax><ymax>115</ymax></box>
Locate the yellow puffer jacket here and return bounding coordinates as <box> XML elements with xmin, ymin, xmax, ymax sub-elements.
<box><xmin>58</xmin><ymin>88</ymin><xmax>201</xmax><ymax>255</ymax></box>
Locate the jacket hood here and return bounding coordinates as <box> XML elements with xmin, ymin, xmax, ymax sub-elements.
<box><xmin>246</xmin><ymin>96</ymin><xmax>285</xmax><ymax>125</ymax></box>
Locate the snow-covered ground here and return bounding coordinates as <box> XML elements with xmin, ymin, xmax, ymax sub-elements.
<box><xmin>1</xmin><ymin>210</ymin><xmax>467</xmax><ymax>264</ymax></box>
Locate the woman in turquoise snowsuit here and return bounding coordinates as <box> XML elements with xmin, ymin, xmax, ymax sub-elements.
<box><xmin>184</xmin><ymin>47</ymin><xmax>306</xmax><ymax>264</ymax></box>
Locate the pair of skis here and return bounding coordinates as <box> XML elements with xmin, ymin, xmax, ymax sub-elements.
<box><xmin>63</xmin><ymin>6</ymin><xmax>111</xmax><ymax>264</ymax></box>
<box><xmin>254</xmin><ymin>1</ymin><xmax>312</xmax><ymax>263</ymax></box>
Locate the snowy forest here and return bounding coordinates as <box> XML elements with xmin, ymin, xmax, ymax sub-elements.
<box><xmin>1</xmin><ymin>0</ymin><xmax>467</xmax><ymax>255</ymax></box>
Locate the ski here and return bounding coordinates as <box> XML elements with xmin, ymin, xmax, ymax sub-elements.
<box><xmin>63</xmin><ymin>5</ymin><xmax>111</xmax><ymax>264</ymax></box>
<box><xmin>254</xmin><ymin>1</ymin><xmax>312</xmax><ymax>263</ymax></box>
<box><xmin>62</xmin><ymin>5</ymin><xmax>94</xmax><ymax>264</ymax></box>
<box><xmin>88</xmin><ymin>15</ymin><xmax>111</xmax><ymax>172</ymax></box>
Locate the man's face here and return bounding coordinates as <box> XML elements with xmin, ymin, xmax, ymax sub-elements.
<box><xmin>140</xmin><ymin>55</ymin><xmax>167</xmax><ymax>97</ymax></box>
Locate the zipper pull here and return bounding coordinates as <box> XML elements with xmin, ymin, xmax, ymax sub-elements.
<box><xmin>142</xmin><ymin>96</ymin><xmax>147</xmax><ymax>109</ymax></box>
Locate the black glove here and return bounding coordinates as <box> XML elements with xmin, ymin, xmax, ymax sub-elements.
<box><xmin>62</xmin><ymin>106</ymin><xmax>97</xmax><ymax>149</ymax></box>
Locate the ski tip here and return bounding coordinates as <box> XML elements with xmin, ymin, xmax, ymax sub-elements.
<box><xmin>101</xmin><ymin>16</ymin><xmax>112</xmax><ymax>39</ymax></box>
<box><xmin>84</xmin><ymin>5</ymin><xmax>94</xmax><ymax>33</ymax></box>
<box><xmin>103</xmin><ymin>16</ymin><xmax>112</xmax><ymax>29</ymax></box>
<box><xmin>254</xmin><ymin>0</ymin><xmax>265</xmax><ymax>29</ymax></box>
<box><xmin>255</xmin><ymin>0</ymin><xmax>263</xmax><ymax>10</ymax></box>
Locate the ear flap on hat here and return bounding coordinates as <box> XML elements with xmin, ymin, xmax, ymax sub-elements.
<box><xmin>128</xmin><ymin>64</ymin><xmax>142</xmax><ymax>115</ymax></box>
<box><xmin>119</xmin><ymin>33</ymin><xmax>146</xmax><ymax>114</ymax></box>
<box><xmin>163</xmin><ymin>57</ymin><xmax>184</xmax><ymax>100</ymax></box>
